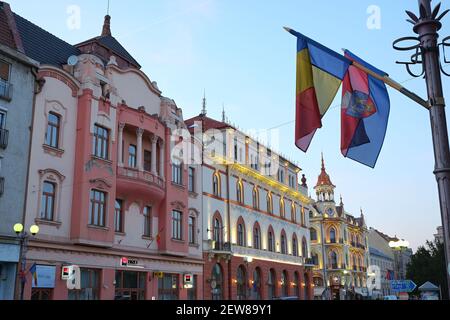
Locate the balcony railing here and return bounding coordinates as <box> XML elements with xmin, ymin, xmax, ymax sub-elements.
<box><xmin>117</xmin><ymin>166</ymin><xmax>165</xmax><ymax>189</ymax></box>
<box><xmin>232</xmin><ymin>245</ymin><xmax>306</xmax><ymax>265</ymax></box>
<box><xmin>0</xmin><ymin>128</ymin><xmax>9</xmax><ymax>149</ymax></box>
<box><xmin>0</xmin><ymin>177</ymin><xmax>4</xmax><ymax>196</ymax></box>
<box><xmin>0</xmin><ymin>82</ymin><xmax>12</xmax><ymax>101</ymax></box>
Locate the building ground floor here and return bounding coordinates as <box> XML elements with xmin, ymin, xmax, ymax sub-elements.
<box><xmin>203</xmin><ymin>253</ymin><xmax>314</xmax><ymax>301</ymax></box>
<box><xmin>19</xmin><ymin>242</ymin><xmax>203</xmax><ymax>300</ymax></box>
<box><xmin>312</xmin><ymin>270</ymin><xmax>369</xmax><ymax>300</ymax></box>
<box><xmin>0</xmin><ymin>241</ymin><xmax>20</xmax><ymax>300</ymax></box>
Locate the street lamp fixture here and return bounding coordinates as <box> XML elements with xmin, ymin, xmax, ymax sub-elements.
<box><xmin>13</xmin><ymin>223</ymin><xmax>40</xmax><ymax>300</ymax></box>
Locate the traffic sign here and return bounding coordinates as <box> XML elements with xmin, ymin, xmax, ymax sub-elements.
<box><xmin>390</xmin><ymin>280</ymin><xmax>417</xmax><ymax>293</ymax></box>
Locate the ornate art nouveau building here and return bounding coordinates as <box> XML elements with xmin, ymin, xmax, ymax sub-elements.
<box><xmin>309</xmin><ymin>156</ymin><xmax>370</xmax><ymax>300</ymax></box>
<box><xmin>185</xmin><ymin>111</ymin><xmax>314</xmax><ymax>301</ymax></box>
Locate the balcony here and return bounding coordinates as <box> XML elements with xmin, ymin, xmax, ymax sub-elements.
<box><xmin>116</xmin><ymin>166</ymin><xmax>165</xmax><ymax>201</ymax></box>
<box><xmin>0</xmin><ymin>128</ymin><xmax>8</xmax><ymax>149</ymax></box>
<box><xmin>232</xmin><ymin>245</ymin><xmax>306</xmax><ymax>266</ymax></box>
<box><xmin>0</xmin><ymin>177</ymin><xmax>4</xmax><ymax>196</ymax></box>
<box><xmin>0</xmin><ymin>82</ymin><xmax>12</xmax><ymax>101</ymax></box>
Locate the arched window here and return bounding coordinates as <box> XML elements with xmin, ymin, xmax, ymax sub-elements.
<box><xmin>237</xmin><ymin>266</ymin><xmax>247</xmax><ymax>300</ymax></box>
<box><xmin>268</xmin><ymin>269</ymin><xmax>276</xmax><ymax>300</ymax></box>
<box><xmin>330</xmin><ymin>251</ymin><xmax>338</xmax><ymax>269</ymax></box>
<box><xmin>329</xmin><ymin>227</ymin><xmax>336</xmax><ymax>243</ymax></box>
<box><xmin>292</xmin><ymin>234</ymin><xmax>298</xmax><ymax>256</ymax></box>
<box><xmin>213</xmin><ymin>173</ymin><xmax>221</xmax><ymax>197</ymax></box>
<box><xmin>237</xmin><ymin>180</ymin><xmax>244</xmax><ymax>204</ymax></box>
<box><xmin>252</xmin><ymin>268</ymin><xmax>262</xmax><ymax>300</ymax></box>
<box><xmin>301</xmin><ymin>206</ymin><xmax>306</xmax><ymax>225</ymax></box>
<box><xmin>252</xmin><ymin>187</ymin><xmax>259</xmax><ymax>210</ymax></box>
<box><xmin>41</xmin><ymin>181</ymin><xmax>56</xmax><ymax>221</ymax></box>
<box><xmin>304</xmin><ymin>273</ymin><xmax>310</xmax><ymax>300</ymax></box>
<box><xmin>281</xmin><ymin>232</ymin><xmax>287</xmax><ymax>254</ymax></box>
<box><xmin>211</xmin><ymin>264</ymin><xmax>223</xmax><ymax>300</ymax></box>
<box><xmin>280</xmin><ymin>198</ymin><xmax>285</xmax><ymax>218</ymax></box>
<box><xmin>310</xmin><ymin>228</ymin><xmax>318</xmax><ymax>242</ymax></box>
<box><xmin>359</xmin><ymin>256</ymin><xmax>363</xmax><ymax>271</ymax></box>
<box><xmin>312</xmin><ymin>253</ymin><xmax>319</xmax><ymax>266</ymax></box>
<box><xmin>266</xmin><ymin>193</ymin><xmax>273</xmax><ymax>214</ymax></box>
<box><xmin>291</xmin><ymin>203</ymin><xmax>296</xmax><ymax>222</ymax></box>
<box><xmin>213</xmin><ymin>214</ymin><xmax>223</xmax><ymax>250</ymax></box>
<box><xmin>253</xmin><ymin>223</ymin><xmax>261</xmax><ymax>250</ymax></box>
<box><xmin>237</xmin><ymin>221</ymin><xmax>245</xmax><ymax>247</ymax></box>
<box><xmin>281</xmin><ymin>271</ymin><xmax>288</xmax><ymax>297</ymax></box>
<box><xmin>353</xmin><ymin>255</ymin><xmax>357</xmax><ymax>270</ymax></box>
<box><xmin>268</xmin><ymin>229</ymin><xmax>275</xmax><ymax>252</ymax></box>
<box><xmin>302</xmin><ymin>237</ymin><xmax>308</xmax><ymax>258</ymax></box>
<box><xmin>293</xmin><ymin>272</ymin><xmax>300</xmax><ymax>298</ymax></box>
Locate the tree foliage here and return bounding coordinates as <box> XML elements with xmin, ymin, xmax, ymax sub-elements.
<box><xmin>406</xmin><ymin>239</ymin><xmax>448</xmax><ymax>299</ymax></box>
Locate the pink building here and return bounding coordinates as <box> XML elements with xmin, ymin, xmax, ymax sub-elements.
<box><xmin>19</xmin><ymin>14</ymin><xmax>202</xmax><ymax>300</ymax></box>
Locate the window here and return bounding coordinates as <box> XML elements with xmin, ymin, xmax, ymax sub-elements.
<box><xmin>158</xmin><ymin>274</ymin><xmax>179</xmax><ymax>300</ymax></box>
<box><xmin>68</xmin><ymin>268</ymin><xmax>100</xmax><ymax>300</ymax></box>
<box><xmin>213</xmin><ymin>173</ymin><xmax>220</xmax><ymax>197</ymax></box>
<box><xmin>40</xmin><ymin>181</ymin><xmax>56</xmax><ymax>221</ymax></box>
<box><xmin>281</xmin><ymin>233</ymin><xmax>287</xmax><ymax>254</ymax></box>
<box><xmin>291</xmin><ymin>203</ymin><xmax>296</xmax><ymax>222</ymax></box>
<box><xmin>329</xmin><ymin>228</ymin><xmax>336</xmax><ymax>243</ymax></box>
<box><xmin>128</xmin><ymin>145</ymin><xmax>137</xmax><ymax>168</ymax></box>
<box><xmin>0</xmin><ymin>110</ymin><xmax>6</xmax><ymax>129</ymax></box>
<box><xmin>253</xmin><ymin>224</ymin><xmax>261</xmax><ymax>250</ymax></box>
<box><xmin>115</xmin><ymin>271</ymin><xmax>146</xmax><ymax>300</ymax></box>
<box><xmin>268</xmin><ymin>230</ymin><xmax>275</xmax><ymax>252</ymax></box>
<box><xmin>293</xmin><ymin>272</ymin><xmax>300</xmax><ymax>298</ymax></box>
<box><xmin>143</xmin><ymin>206</ymin><xmax>152</xmax><ymax>237</ymax></box>
<box><xmin>93</xmin><ymin>125</ymin><xmax>109</xmax><ymax>159</ymax></box>
<box><xmin>115</xmin><ymin>199</ymin><xmax>124</xmax><ymax>233</ymax></box>
<box><xmin>237</xmin><ymin>181</ymin><xmax>244</xmax><ymax>204</ymax></box>
<box><xmin>189</xmin><ymin>216</ymin><xmax>196</xmax><ymax>245</ymax></box>
<box><xmin>237</xmin><ymin>222</ymin><xmax>245</xmax><ymax>247</ymax></box>
<box><xmin>268</xmin><ymin>269</ymin><xmax>276</xmax><ymax>300</ymax></box>
<box><xmin>234</xmin><ymin>137</ymin><xmax>238</xmax><ymax>162</ymax></box>
<box><xmin>0</xmin><ymin>60</ymin><xmax>10</xmax><ymax>98</ymax></box>
<box><xmin>213</xmin><ymin>217</ymin><xmax>223</xmax><ymax>250</ymax></box>
<box><xmin>310</xmin><ymin>228</ymin><xmax>318</xmax><ymax>241</ymax></box>
<box><xmin>252</xmin><ymin>268</ymin><xmax>262</xmax><ymax>300</ymax></box>
<box><xmin>266</xmin><ymin>193</ymin><xmax>273</xmax><ymax>214</ymax></box>
<box><xmin>236</xmin><ymin>266</ymin><xmax>247</xmax><ymax>300</ymax></box>
<box><xmin>31</xmin><ymin>289</ymin><xmax>53</xmax><ymax>300</ymax></box>
<box><xmin>188</xmin><ymin>167</ymin><xmax>195</xmax><ymax>192</ymax></box>
<box><xmin>172</xmin><ymin>161</ymin><xmax>183</xmax><ymax>185</ymax></box>
<box><xmin>281</xmin><ymin>271</ymin><xmax>288</xmax><ymax>297</ymax></box>
<box><xmin>144</xmin><ymin>150</ymin><xmax>152</xmax><ymax>172</ymax></box>
<box><xmin>89</xmin><ymin>190</ymin><xmax>106</xmax><ymax>227</ymax></box>
<box><xmin>292</xmin><ymin>236</ymin><xmax>298</xmax><ymax>257</ymax></box>
<box><xmin>0</xmin><ymin>110</ymin><xmax>6</xmax><ymax>148</ymax></box>
<box><xmin>172</xmin><ymin>210</ymin><xmax>182</xmax><ymax>240</ymax></box>
<box><xmin>302</xmin><ymin>238</ymin><xmax>308</xmax><ymax>258</ymax></box>
<box><xmin>45</xmin><ymin>113</ymin><xmax>60</xmax><ymax>148</ymax></box>
<box><xmin>211</xmin><ymin>264</ymin><xmax>223</xmax><ymax>300</ymax></box>
<box><xmin>280</xmin><ymin>199</ymin><xmax>285</xmax><ymax>218</ymax></box>
<box><xmin>330</xmin><ymin>251</ymin><xmax>338</xmax><ymax>269</ymax></box>
<box><xmin>252</xmin><ymin>187</ymin><xmax>259</xmax><ymax>210</ymax></box>
<box><xmin>187</xmin><ymin>275</ymin><xmax>197</xmax><ymax>300</ymax></box>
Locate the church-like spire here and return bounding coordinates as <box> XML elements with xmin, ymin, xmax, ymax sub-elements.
<box><xmin>101</xmin><ymin>14</ymin><xmax>112</xmax><ymax>37</ymax></box>
<box><xmin>201</xmin><ymin>90</ymin><xmax>207</xmax><ymax>116</ymax></box>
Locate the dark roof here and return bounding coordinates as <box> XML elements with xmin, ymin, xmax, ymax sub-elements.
<box><xmin>0</xmin><ymin>3</ymin><xmax>16</xmax><ymax>50</ymax></box>
<box><xmin>185</xmin><ymin>114</ymin><xmax>234</xmax><ymax>133</ymax></box>
<box><xmin>76</xmin><ymin>35</ymin><xmax>140</xmax><ymax>68</ymax></box>
<box><xmin>13</xmin><ymin>13</ymin><xmax>80</xmax><ymax>66</ymax></box>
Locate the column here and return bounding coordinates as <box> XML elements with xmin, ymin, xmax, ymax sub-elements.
<box><xmin>136</xmin><ymin>128</ymin><xmax>144</xmax><ymax>171</ymax></box>
<box><xmin>159</xmin><ymin>140</ymin><xmax>165</xmax><ymax>179</ymax></box>
<box><xmin>118</xmin><ymin>123</ymin><xmax>125</xmax><ymax>167</ymax></box>
<box><xmin>151</xmin><ymin>135</ymin><xmax>158</xmax><ymax>175</ymax></box>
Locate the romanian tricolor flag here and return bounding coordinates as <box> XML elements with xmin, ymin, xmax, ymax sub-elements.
<box><xmin>287</xmin><ymin>28</ymin><xmax>351</xmax><ymax>152</ymax></box>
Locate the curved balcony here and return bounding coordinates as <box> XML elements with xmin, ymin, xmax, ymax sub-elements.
<box><xmin>116</xmin><ymin>166</ymin><xmax>165</xmax><ymax>201</ymax></box>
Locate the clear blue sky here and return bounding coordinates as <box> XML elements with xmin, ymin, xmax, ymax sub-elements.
<box><xmin>8</xmin><ymin>0</ymin><xmax>450</xmax><ymax>251</ymax></box>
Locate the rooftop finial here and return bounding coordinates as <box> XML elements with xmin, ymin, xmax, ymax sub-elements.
<box><xmin>107</xmin><ymin>0</ymin><xmax>110</xmax><ymax>15</ymax></box>
<box><xmin>340</xmin><ymin>194</ymin><xmax>344</xmax><ymax>206</ymax></box>
<box><xmin>222</xmin><ymin>104</ymin><xmax>226</xmax><ymax>122</ymax></box>
<box><xmin>101</xmin><ymin>14</ymin><xmax>112</xmax><ymax>37</ymax></box>
<box><xmin>201</xmin><ymin>90</ymin><xmax>207</xmax><ymax>116</ymax></box>
<box><xmin>321</xmin><ymin>152</ymin><xmax>325</xmax><ymax>171</ymax></box>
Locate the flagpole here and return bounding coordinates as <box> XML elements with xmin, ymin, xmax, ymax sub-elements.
<box><xmin>348</xmin><ymin>59</ymin><xmax>429</xmax><ymax>110</ymax></box>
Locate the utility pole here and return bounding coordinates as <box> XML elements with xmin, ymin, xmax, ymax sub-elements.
<box><xmin>414</xmin><ymin>0</ymin><xmax>450</xmax><ymax>298</ymax></box>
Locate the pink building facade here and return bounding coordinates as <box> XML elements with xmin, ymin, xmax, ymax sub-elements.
<box><xmin>21</xmin><ymin>16</ymin><xmax>203</xmax><ymax>300</ymax></box>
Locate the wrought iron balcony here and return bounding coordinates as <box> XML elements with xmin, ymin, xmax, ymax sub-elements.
<box><xmin>0</xmin><ymin>128</ymin><xmax>9</xmax><ymax>149</ymax></box>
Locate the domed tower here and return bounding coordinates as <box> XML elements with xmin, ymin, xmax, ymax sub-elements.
<box><xmin>314</xmin><ymin>154</ymin><xmax>336</xmax><ymax>202</ymax></box>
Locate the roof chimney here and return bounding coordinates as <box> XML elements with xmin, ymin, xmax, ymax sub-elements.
<box><xmin>101</xmin><ymin>15</ymin><xmax>112</xmax><ymax>36</ymax></box>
